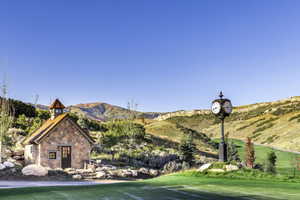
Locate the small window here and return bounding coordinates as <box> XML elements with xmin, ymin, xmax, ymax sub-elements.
<box><xmin>48</xmin><ymin>152</ymin><xmax>57</xmax><ymax>159</ymax></box>
<box><xmin>30</xmin><ymin>145</ymin><xmax>34</xmax><ymax>154</ymax></box>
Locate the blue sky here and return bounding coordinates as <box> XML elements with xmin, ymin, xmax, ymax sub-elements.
<box><xmin>1</xmin><ymin>0</ymin><xmax>300</xmax><ymax>112</ymax></box>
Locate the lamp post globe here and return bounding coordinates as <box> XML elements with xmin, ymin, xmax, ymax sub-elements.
<box><xmin>211</xmin><ymin>91</ymin><xmax>232</xmax><ymax>162</ymax></box>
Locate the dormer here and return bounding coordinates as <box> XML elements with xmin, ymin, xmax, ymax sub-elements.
<box><xmin>49</xmin><ymin>99</ymin><xmax>65</xmax><ymax>119</ymax></box>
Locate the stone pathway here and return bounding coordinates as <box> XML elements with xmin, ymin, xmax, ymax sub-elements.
<box><xmin>0</xmin><ymin>180</ymin><xmax>127</xmax><ymax>189</ymax></box>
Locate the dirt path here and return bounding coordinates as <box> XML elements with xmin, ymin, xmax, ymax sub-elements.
<box><xmin>0</xmin><ymin>179</ymin><xmax>128</xmax><ymax>189</ymax></box>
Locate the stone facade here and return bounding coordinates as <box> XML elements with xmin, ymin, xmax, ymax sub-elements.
<box><xmin>24</xmin><ymin>117</ymin><xmax>92</xmax><ymax>169</ymax></box>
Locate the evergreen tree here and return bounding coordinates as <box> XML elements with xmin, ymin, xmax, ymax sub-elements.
<box><xmin>245</xmin><ymin>137</ymin><xmax>255</xmax><ymax>168</ymax></box>
<box><xmin>179</xmin><ymin>128</ymin><xmax>196</xmax><ymax>165</ymax></box>
<box><xmin>264</xmin><ymin>151</ymin><xmax>277</xmax><ymax>174</ymax></box>
<box><xmin>227</xmin><ymin>141</ymin><xmax>240</xmax><ymax>163</ymax></box>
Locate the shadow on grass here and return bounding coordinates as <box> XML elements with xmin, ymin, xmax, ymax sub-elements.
<box><xmin>0</xmin><ymin>180</ymin><xmax>282</xmax><ymax>200</ymax></box>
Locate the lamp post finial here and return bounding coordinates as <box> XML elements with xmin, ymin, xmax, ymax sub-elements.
<box><xmin>219</xmin><ymin>91</ymin><xmax>224</xmax><ymax>99</ymax></box>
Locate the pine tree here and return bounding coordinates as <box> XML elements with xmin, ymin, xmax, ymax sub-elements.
<box><xmin>264</xmin><ymin>151</ymin><xmax>277</xmax><ymax>174</ymax></box>
<box><xmin>179</xmin><ymin>129</ymin><xmax>196</xmax><ymax>165</ymax></box>
<box><xmin>245</xmin><ymin>137</ymin><xmax>255</xmax><ymax>168</ymax></box>
<box><xmin>227</xmin><ymin>141</ymin><xmax>240</xmax><ymax>163</ymax></box>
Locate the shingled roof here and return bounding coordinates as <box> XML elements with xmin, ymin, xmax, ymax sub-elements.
<box><xmin>23</xmin><ymin>113</ymin><xmax>94</xmax><ymax>145</ymax></box>
<box><xmin>49</xmin><ymin>99</ymin><xmax>65</xmax><ymax>109</ymax></box>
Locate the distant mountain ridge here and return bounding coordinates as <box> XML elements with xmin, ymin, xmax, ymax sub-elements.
<box><xmin>35</xmin><ymin>102</ymin><xmax>162</xmax><ymax>121</ymax></box>
<box><xmin>34</xmin><ymin>96</ymin><xmax>300</xmax><ymax>122</ymax></box>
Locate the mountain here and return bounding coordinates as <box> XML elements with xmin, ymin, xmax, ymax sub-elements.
<box><xmin>35</xmin><ymin>102</ymin><xmax>162</xmax><ymax>121</ymax></box>
<box><xmin>149</xmin><ymin>96</ymin><xmax>300</xmax><ymax>152</ymax></box>
<box><xmin>68</xmin><ymin>102</ymin><xmax>161</xmax><ymax>121</ymax></box>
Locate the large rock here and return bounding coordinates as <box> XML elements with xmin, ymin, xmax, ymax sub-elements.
<box><xmin>225</xmin><ymin>164</ymin><xmax>239</xmax><ymax>172</ymax></box>
<box><xmin>96</xmin><ymin>171</ymin><xmax>106</xmax><ymax>179</ymax></box>
<box><xmin>118</xmin><ymin>170</ymin><xmax>132</xmax><ymax>178</ymax></box>
<box><xmin>22</xmin><ymin>164</ymin><xmax>48</xmax><ymax>176</ymax></box>
<box><xmin>130</xmin><ymin>170</ymin><xmax>138</xmax><ymax>177</ymax></box>
<box><xmin>3</xmin><ymin>161</ymin><xmax>15</xmax><ymax>168</ymax></box>
<box><xmin>138</xmin><ymin>167</ymin><xmax>149</xmax><ymax>175</ymax></box>
<box><xmin>72</xmin><ymin>174</ymin><xmax>82</xmax><ymax>180</ymax></box>
<box><xmin>0</xmin><ymin>164</ymin><xmax>6</xmax><ymax>170</ymax></box>
<box><xmin>197</xmin><ymin>163</ymin><xmax>212</xmax><ymax>172</ymax></box>
<box><xmin>149</xmin><ymin>169</ymin><xmax>159</xmax><ymax>177</ymax></box>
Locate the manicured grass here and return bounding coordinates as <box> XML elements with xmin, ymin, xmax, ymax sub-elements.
<box><xmin>1</xmin><ymin>173</ymin><xmax>300</xmax><ymax>200</ymax></box>
<box><xmin>229</xmin><ymin>139</ymin><xmax>300</xmax><ymax>176</ymax></box>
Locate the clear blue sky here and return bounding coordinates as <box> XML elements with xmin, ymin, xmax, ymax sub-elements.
<box><xmin>1</xmin><ymin>0</ymin><xmax>300</xmax><ymax>112</ymax></box>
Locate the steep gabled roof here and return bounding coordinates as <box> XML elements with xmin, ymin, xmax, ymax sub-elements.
<box><xmin>49</xmin><ymin>99</ymin><xmax>65</xmax><ymax>109</ymax></box>
<box><xmin>23</xmin><ymin>113</ymin><xmax>94</xmax><ymax>145</ymax></box>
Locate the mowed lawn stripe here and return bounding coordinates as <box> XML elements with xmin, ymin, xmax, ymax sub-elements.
<box><xmin>0</xmin><ymin>174</ymin><xmax>300</xmax><ymax>200</ymax></box>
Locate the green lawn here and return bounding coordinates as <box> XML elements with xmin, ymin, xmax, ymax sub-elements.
<box><xmin>1</xmin><ymin>173</ymin><xmax>300</xmax><ymax>200</ymax></box>
<box><xmin>229</xmin><ymin>139</ymin><xmax>300</xmax><ymax>176</ymax></box>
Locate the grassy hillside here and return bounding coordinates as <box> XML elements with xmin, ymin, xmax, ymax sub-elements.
<box><xmin>153</xmin><ymin>96</ymin><xmax>300</xmax><ymax>152</ymax></box>
<box><xmin>145</xmin><ymin>120</ymin><xmax>218</xmax><ymax>155</ymax></box>
<box><xmin>1</xmin><ymin>173</ymin><xmax>300</xmax><ymax>200</ymax></box>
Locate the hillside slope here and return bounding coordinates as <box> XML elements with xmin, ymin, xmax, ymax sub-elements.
<box><xmin>151</xmin><ymin>96</ymin><xmax>300</xmax><ymax>152</ymax></box>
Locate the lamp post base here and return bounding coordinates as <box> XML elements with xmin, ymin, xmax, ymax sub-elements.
<box><xmin>219</xmin><ymin>142</ymin><xmax>227</xmax><ymax>162</ymax></box>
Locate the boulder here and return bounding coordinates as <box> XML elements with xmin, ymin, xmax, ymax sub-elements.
<box><xmin>130</xmin><ymin>170</ymin><xmax>138</xmax><ymax>177</ymax></box>
<box><xmin>95</xmin><ymin>171</ymin><xmax>106</xmax><ymax>179</ymax></box>
<box><xmin>3</xmin><ymin>161</ymin><xmax>15</xmax><ymax>168</ymax></box>
<box><xmin>22</xmin><ymin>164</ymin><xmax>48</xmax><ymax>176</ymax></box>
<box><xmin>138</xmin><ymin>167</ymin><xmax>149</xmax><ymax>174</ymax></box>
<box><xmin>197</xmin><ymin>163</ymin><xmax>212</xmax><ymax>172</ymax></box>
<box><xmin>149</xmin><ymin>169</ymin><xmax>159</xmax><ymax>177</ymax></box>
<box><xmin>208</xmin><ymin>168</ymin><xmax>225</xmax><ymax>173</ymax></box>
<box><xmin>118</xmin><ymin>170</ymin><xmax>132</xmax><ymax>178</ymax></box>
<box><xmin>0</xmin><ymin>164</ymin><xmax>6</xmax><ymax>170</ymax></box>
<box><xmin>72</xmin><ymin>174</ymin><xmax>82</xmax><ymax>180</ymax></box>
<box><xmin>225</xmin><ymin>164</ymin><xmax>239</xmax><ymax>172</ymax></box>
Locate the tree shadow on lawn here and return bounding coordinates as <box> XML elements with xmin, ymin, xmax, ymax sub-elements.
<box><xmin>0</xmin><ymin>181</ymin><xmax>281</xmax><ymax>200</ymax></box>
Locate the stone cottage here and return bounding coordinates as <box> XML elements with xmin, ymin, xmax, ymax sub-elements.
<box><xmin>23</xmin><ymin>99</ymin><xmax>94</xmax><ymax>169</ymax></box>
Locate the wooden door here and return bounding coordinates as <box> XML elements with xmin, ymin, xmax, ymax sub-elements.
<box><xmin>61</xmin><ymin>146</ymin><xmax>71</xmax><ymax>169</ymax></box>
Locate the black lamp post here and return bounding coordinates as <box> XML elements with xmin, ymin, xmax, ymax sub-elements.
<box><xmin>211</xmin><ymin>91</ymin><xmax>233</xmax><ymax>162</ymax></box>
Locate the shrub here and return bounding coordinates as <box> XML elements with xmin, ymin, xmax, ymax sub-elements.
<box><xmin>288</xmin><ymin>114</ymin><xmax>300</xmax><ymax>121</ymax></box>
<box><xmin>264</xmin><ymin>151</ymin><xmax>277</xmax><ymax>174</ymax></box>
<box><xmin>252</xmin><ymin>123</ymin><xmax>274</xmax><ymax>134</ymax></box>
<box><xmin>236</xmin><ymin>118</ymin><xmax>265</xmax><ymax>131</ymax></box>
<box><xmin>211</xmin><ymin>162</ymin><xmax>226</xmax><ymax>169</ymax></box>
<box><xmin>256</xmin><ymin>117</ymin><xmax>278</xmax><ymax>127</ymax></box>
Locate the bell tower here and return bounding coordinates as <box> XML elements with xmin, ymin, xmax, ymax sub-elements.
<box><xmin>49</xmin><ymin>99</ymin><xmax>65</xmax><ymax>119</ymax></box>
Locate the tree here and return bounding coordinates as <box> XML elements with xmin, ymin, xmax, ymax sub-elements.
<box><xmin>77</xmin><ymin>117</ymin><xmax>89</xmax><ymax>130</ymax></box>
<box><xmin>0</xmin><ymin>82</ymin><xmax>14</xmax><ymax>162</ymax></box>
<box><xmin>264</xmin><ymin>151</ymin><xmax>277</xmax><ymax>174</ymax></box>
<box><xmin>179</xmin><ymin>128</ymin><xmax>196</xmax><ymax>165</ymax></box>
<box><xmin>227</xmin><ymin>141</ymin><xmax>241</xmax><ymax>163</ymax></box>
<box><xmin>245</xmin><ymin>137</ymin><xmax>255</xmax><ymax>168</ymax></box>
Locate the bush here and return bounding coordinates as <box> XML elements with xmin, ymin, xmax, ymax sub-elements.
<box><xmin>264</xmin><ymin>151</ymin><xmax>277</xmax><ymax>174</ymax></box>
<box><xmin>210</xmin><ymin>162</ymin><xmax>226</xmax><ymax>169</ymax></box>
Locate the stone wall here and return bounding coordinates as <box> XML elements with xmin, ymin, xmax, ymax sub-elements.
<box><xmin>39</xmin><ymin>117</ymin><xmax>92</xmax><ymax>169</ymax></box>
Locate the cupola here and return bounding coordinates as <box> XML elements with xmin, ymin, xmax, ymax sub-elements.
<box><xmin>49</xmin><ymin>99</ymin><xmax>65</xmax><ymax>119</ymax></box>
